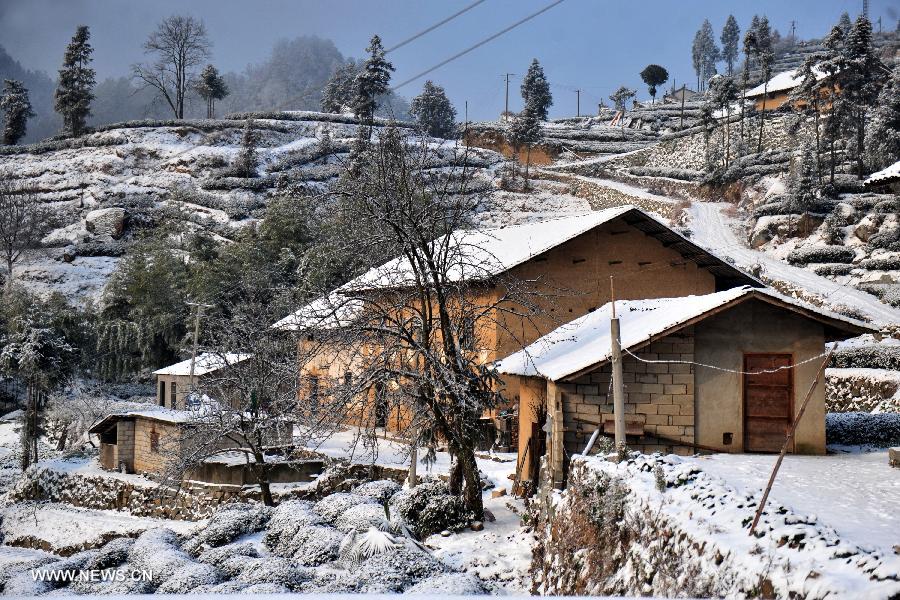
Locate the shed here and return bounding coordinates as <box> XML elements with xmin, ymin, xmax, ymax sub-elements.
<box><xmin>153</xmin><ymin>353</ymin><xmax>249</xmax><ymax>409</ymax></box>
<box><xmin>864</xmin><ymin>160</ymin><xmax>900</xmax><ymax>193</ymax></box>
<box><xmin>496</xmin><ymin>287</ymin><xmax>873</xmax><ymax>488</ymax></box>
<box><xmin>89</xmin><ymin>408</ymin><xmax>194</xmax><ymax>474</ymax></box>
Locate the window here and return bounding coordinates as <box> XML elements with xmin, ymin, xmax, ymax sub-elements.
<box><xmin>150</xmin><ymin>430</ymin><xmax>160</xmax><ymax>453</ymax></box>
<box><xmin>343</xmin><ymin>372</ymin><xmax>353</xmax><ymax>388</ymax></box>
<box><xmin>170</xmin><ymin>381</ymin><xmax>177</xmax><ymax>408</ymax></box>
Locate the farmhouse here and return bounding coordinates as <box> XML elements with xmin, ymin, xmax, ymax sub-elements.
<box><xmin>276</xmin><ymin>206</ymin><xmax>760</xmax><ymax>429</ymax></box>
<box><xmin>745</xmin><ymin>66</ymin><xmax>829</xmax><ymax>112</ymax></box>
<box><xmin>496</xmin><ymin>286</ymin><xmax>873</xmax><ymax>489</ymax></box>
<box><xmin>153</xmin><ymin>352</ymin><xmax>249</xmax><ymax>409</ymax></box>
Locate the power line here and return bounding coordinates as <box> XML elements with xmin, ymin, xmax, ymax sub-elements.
<box><xmin>392</xmin><ymin>0</ymin><xmax>566</xmax><ymax>91</ymax></box>
<box><xmin>385</xmin><ymin>0</ymin><xmax>487</xmax><ymax>54</ymax></box>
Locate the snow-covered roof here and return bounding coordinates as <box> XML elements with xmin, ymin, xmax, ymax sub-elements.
<box><xmin>496</xmin><ymin>286</ymin><xmax>872</xmax><ymax>382</ymax></box>
<box><xmin>864</xmin><ymin>160</ymin><xmax>900</xmax><ymax>185</ymax></box>
<box><xmin>746</xmin><ymin>66</ymin><xmax>827</xmax><ymax>98</ymax></box>
<box><xmin>273</xmin><ymin>206</ymin><xmax>760</xmax><ymax>331</ymax></box>
<box><xmin>152</xmin><ymin>352</ymin><xmax>250</xmax><ymax>376</ymax></box>
<box><xmin>88</xmin><ymin>406</ymin><xmax>198</xmax><ymax>432</ymax></box>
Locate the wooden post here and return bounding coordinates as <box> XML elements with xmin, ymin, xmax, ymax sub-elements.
<box><xmin>610</xmin><ymin>277</ymin><xmax>626</xmax><ymax>450</ymax></box>
<box><xmin>749</xmin><ymin>344</ymin><xmax>836</xmax><ymax>535</ymax></box>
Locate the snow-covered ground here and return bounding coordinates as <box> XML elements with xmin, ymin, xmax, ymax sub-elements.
<box><xmin>684</xmin><ymin>449</ymin><xmax>899</xmax><ymax>556</ymax></box>
<box><xmin>688</xmin><ymin>201</ymin><xmax>900</xmax><ymax>326</ymax></box>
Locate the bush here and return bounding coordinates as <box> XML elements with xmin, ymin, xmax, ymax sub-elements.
<box><xmin>406</xmin><ymin>572</ymin><xmax>488</xmax><ymax>595</ymax></box>
<box><xmin>353</xmin><ymin>479</ymin><xmax>401</xmax><ymax>503</ymax></box>
<box><xmin>626</xmin><ymin>166</ymin><xmax>703</xmax><ymax>181</ymax></box>
<box><xmin>388</xmin><ymin>480</ymin><xmax>469</xmax><ymax>538</ymax></box>
<box><xmin>84</xmin><ymin>537</ymin><xmax>134</xmax><ymax>571</ymax></box>
<box><xmin>196</xmin><ymin>542</ymin><xmax>259</xmax><ymax>566</ymax></box>
<box><xmin>263</xmin><ymin>499</ymin><xmax>323</xmax><ymax>550</ymax></box>
<box><xmin>874</xmin><ymin>199</ymin><xmax>900</xmax><ymax>213</ymax></box>
<box><xmin>787</xmin><ymin>245</ymin><xmax>856</xmax><ymax>265</ymax></box>
<box><xmin>276</xmin><ymin>525</ymin><xmax>345</xmax><ymax>565</ymax></box>
<box><xmin>859</xmin><ymin>284</ymin><xmax>900</xmax><ymax>308</ymax></box>
<box><xmin>184</xmin><ymin>503</ymin><xmax>272</xmax><ymax>554</ymax></box>
<box><xmin>831</xmin><ymin>345</ymin><xmax>900</xmax><ymax>370</ymax></box>
<box><xmin>156</xmin><ymin>563</ymin><xmax>222</xmax><ymax>594</ymax></box>
<box><xmin>335</xmin><ymin>503</ymin><xmax>390</xmax><ymax>533</ymax></box>
<box><xmin>869</xmin><ymin>228</ymin><xmax>900</xmax><ymax>252</ymax></box>
<box><xmin>234</xmin><ymin>556</ymin><xmax>311</xmax><ymax>590</ymax></box>
<box><xmin>353</xmin><ymin>546</ymin><xmax>448</xmax><ymax>593</ymax></box>
<box><xmin>813</xmin><ymin>263</ymin><xmax>854</xmax><ymax>276</ymax></box>
<box><xmin>128</xmin><ymin>528</ymin><xmax>196</xmax><ymax>588</ymax></box>
<box><xmin>313</xmin><ymin>492</ymin><xmax>378</xmax><ymax>524</ymax></box>
<box><xmin>826</xmin><ymin>412</ymin><xmax>900</xmax><ymax>447</ymax></box>
<box><xmin>753</xmin><ymin>200</ymin><xmax>790</xmax><ymax>218</ymax></box>
<box><xmin>859</xmin><ymin>257</ymin><xmax>900</xmax><ymax>271</ymax></box>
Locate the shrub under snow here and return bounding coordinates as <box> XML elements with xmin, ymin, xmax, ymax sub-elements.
<box><xmin>389</xmin><ymin>480</ymin><xmax>469</xmax><ymax>538</ymax></box>
<box><xmin>234</xmin><ymin>556</ymin><xmax>311</xmax><ymax>590</ymax></box>
<box><xmin>826</xmin><ymin>412</ymin><xmax>900</xmax><ymax>447</ymax></box>
<box><xmin>353</xmin><ymin>546</ymin><xmax>449</xmax><ymax>593</ymax></box>
<box><xmin>196</xmin><ymin>542</ymin><xmax>260</xmax><ymax>567</ymax></box>
<box><xmin>832</xmin><ymin>345</ymin><xmax>900</xmax><ymax>370</ymax></box>
<box><xmin>155</xmin><ymin>562</ymin><xmax>222</xmax><ymax>594</ymax></box>
<box><xmin>84</xmin><ymin>536</ymin><xmax>134</xmax><ymax>571</ymax></box>
<box><xmin>787</xmin><ymin>245</ymin><xmax>857</xmax><ymax>265</ymax></box>
<box><xmin>275</xmin><ymin>525</ymin><xmax>345</xmax><ymax>566</ymax></box>
<box><xmin>183</xmin><ymin>503</ymin><xmax>272</xmax><ymax>554</ymax></box>
<box><xmin>313</xmin><ymin>492</ymin><xmax>377</xmax><ymax>524</ymax></box>
<box><xmin>335</xmin><ymin>503</ymin><xmax>391</xmax><ymax>533</ymax></box>
<box><xmin>353</xmin><ymin>479</ymin><xmax>402</xmax><ymax>503</ymax></box>
<box><xmin>405</xmin><ymin>572</ymin><xmax>488</xmax><ymax>595</ymax></box>
<box><xmin>128</xmin><ymin>528</ymin><xmax>196</xmax><ymax>588</ymax></box>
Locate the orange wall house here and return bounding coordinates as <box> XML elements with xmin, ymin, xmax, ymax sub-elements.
<box><xmin>275</xmin><ymin>206</ymin><xmax>759</xmax><ymax>431</ymax></box>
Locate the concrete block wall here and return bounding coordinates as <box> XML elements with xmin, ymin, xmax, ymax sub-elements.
<box><xmin>133</xmin><ymin>419</ymin><xmax>181</xmax><ymax>474</ymax></box>
<box><xmin>115</xmin><ymin>421</ymin><xmax>135</xmax><ymax>472</ymax></box>
<box><xmin>558</xmin><ymin>327</ymin><xmax>696</xmax><ymax>456</ymax></box>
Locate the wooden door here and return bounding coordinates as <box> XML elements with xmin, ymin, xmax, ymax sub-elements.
<box><xmin>743</xmin><ymin>354</ymin><xmax>793</xmax><ymax>453</ymax></box>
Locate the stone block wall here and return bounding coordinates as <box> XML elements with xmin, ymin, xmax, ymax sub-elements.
<box><xmin>116</xmin><ymin>420</ymin><xmax>135</xmax><ymax>471</ymax></box>
<box><xmin>558</xmin><ymin>327</ymin><xmax>696</xmax><ymax>456</ymax></box>
<box><xmin>133</xmin><ymin>418</ymin><xmax>182</xmax><ymax>474</ymax></box>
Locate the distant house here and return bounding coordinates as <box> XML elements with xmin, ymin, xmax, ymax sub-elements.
<box><xmin>497</xmin><ymin>287</ymin><xmax>872</xmax><ymax>488</ymax></box>
<box><xmin>745</xmin><ymin>66</ymin><xmax>829</xmax><ymax>112</ymax></box>
<box><xmin>89</xmin><ymin>406</ymin><xmax>297</xmax><ymax>481</ymax></box>
<box><xmin>153</xmin><ymin>353</ymin><xmax>249</xmax><ymax>409</ymax></box>
<box><xmin>276</xmin><ymin>207</ymin><xmax>760</xmax><ymax>431</ymax></box>
<box><xmin>663</xmin><ymin>85</ymin><xmax>700</xmax><ymax>104</ymax></box>
<box><xmin>864</xmin><ymin>160</ymin><xmax>900</xmax><ymax>193</ymax></box>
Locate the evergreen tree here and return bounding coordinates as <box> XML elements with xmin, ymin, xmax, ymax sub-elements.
<box><xmin>321</xmin><ymin>62</ymin><xmax>359</xmax><ymax>113</ymax></box>
<box><xmin>410</xmin><ymin>80</ymin><xmax>457</xmax><ymax>138</ymax></box>
<box><xmin>840</xmin><ymin>15</ymin><xmax>881</xmax><ymax>178</ymax></box>
<box><xmin>789</xmin><ymin>141</ymin><xmax>819</xmax><ymax>217</ymax></box>
<box><xmin>0</xmin><ymin>79</ymin><xmax>34</xmax><ymax>145</ymax></box>
<box><xmin>708</xmin><ymin>75</ymin><xmax>738</xmax><ymax>168</ymax></box>
<box><xmin>639</xmin><ymin>64</ymin><xmax>669</xmax><ymax>104</ymax></box>
<box><xmin>820</xmin><ymin>25</ymin><xmax>847</xmax><ymax>184</ymax></box>
<box><xmin>865</xmin><ymin>66</ymin><xmax>900</xmax><ymax>171</ymax></box>
<box><xmin>739</xmin><ymin>16</ymin><xmax>760</xmax><ymax>143</ymax></box>
<box><xmin>233</xmin><ymin>119</ymin><xmax>259</xmax><ymax>177</ymax></box>
<box><xmin>54</xmin><ymin>25</ymin><xmax>95</xmax><ymax>138</ymax></box>
<box><xmin>755</xmin><ymin>16</ymin><xmax>775</xmax><ymax>152</ymax></box>
<box><xmin>507</xmin><ymin>106</ymin><xmax>541</xmax><ymax>186</ymax></box>
<box><xmin>838</xmin><ymin>12</ymin><xmax>852</xmax><ymax>35</ymax></box>
<box><xmin>520</xmin><ymin>58</ymin><xmax>552</xmax><ymax>120</ymax></box>
<box><xmin>692</xmin><ymin>19</ymin><xmax>720</xmax><ymax>92</ymax></box>
<box><xmin>195</xmin><ymin>64</ymin><xmax>228</xmax><ymax>119</ymax></box>
<box><xmin>353</xmin><ymin>35</ymin><xmax>394</xmax><ymax>123</ymax></box>
<box><xmin>721</xmin><ymin>15</ymin><xmax>740</xmax><ymax>76</ymax></box>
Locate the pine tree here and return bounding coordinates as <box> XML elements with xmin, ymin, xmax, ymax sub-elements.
<box><xmin>195</xmin><ymin>64</ymin><xmax>229</xmax><ymax>119</ymax></box>
<box><xmin>639</xmin><ymin>64</ymin><xmax>669</xmax><ymax>104</ymax></box>
<box><xmin>1</xmin><ymin>80</ymin><xmax>34</xmax><ymax>145</ymax></box>
<box><xmin>739</xmin><ymin>16</ymin><xmax>760</xmax><ymax>143</ymax></box>
<box><xmin>321</xmin><ymin>62</ymin><xmax>359</xmax><ymax>113</ymax></box>
<box><xmin>755</xmin><ymin>16</ymin><xmax>775</xmax><ymax>152</ymax></box>
<box><xmin>790</xmin><ymin>56</ymin><xmax>824</xmax><ymax>181</ymax></box>
<box><xmin>789</xmin><ymin>141</ymin><xmax>818</xmax><ymax>217</ymax></box>
<box><xmin>54</xmin><ymin>25</ymin><xmax>95</xmax><ymax>138</ymax></box>
<box><xmin>708</xmin><ymin>75</ymin><xmax>738</xmax><ymax>168</ymax></box>
<box><xmin>353</xmin><ymin>35</ymin><xmax>394</xmax><ymax>123</ymax></box>
<box><xmin>820</xmin><ymin>25</ymin><xmax>847</xmax><ymax>184</ymax></box>
<box><xmin>721</xmin><ymin>15</ymin><xmax>740</xmax><ymax>76</ymax></box>
<box><xmin>520</xmin><ymin>58</ymin><xmax>552</xmax><ymax>120</ymax></box>
<box><xmin>691</xmin><ymin>20</ymin><xmax>720</xmax><ymax>92</ymax></box>
<box><xmin>507</xmin><ymin>106</ymin><xmax>541</xmax><ymax>187</ymax></box>
<box><xmin>865</xmin><ymin>66</ymin><xmax>900</xmax><ymax>171</ymax></box>
<box><xmin>838</xmin><ymin>12</ymin><xmax>852</xmax><ymax>35</ymax></box>
<box><xmin>410</xmin><ymin>80</ymin><xmax>457</xmax><ymax>138</ymax></box>
<box><xmin>233</xmin><ymin>119</ymin><xmax>259</xmax><ymax>177</ymax></box>
<box><xmin>841</xmin><ymin>15</ymin><xmax>881</xmax><ymax>178</ymax></box>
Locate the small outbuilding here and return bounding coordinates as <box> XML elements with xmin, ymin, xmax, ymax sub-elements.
<box><xmin>153</xmin><ymin>353</ymin><xmax>249</xmax><ymax>409</ymax></box>
<box><xmin>864</xmin><ymin>160</ymin><xmax>900</xmax><ymax>194</ymax></box>
<box><xmin>496</xmin><ymin>286</ymin><xmax>873</xmax><ymax>489</ymax></box>
<box><xmin>89</xmin><ymin>408</ymin><xmax>193</xmax><ymax>474</ymax></box>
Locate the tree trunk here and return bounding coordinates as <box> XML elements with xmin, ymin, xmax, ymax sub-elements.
<box><xmin>21</xmin><ymin>382</ymin><xmax>35</xmax><ymax>470</ymax></box>
<box><xmin>252</xmin><ymin>454</ymin><xmax>275</xmax><ymax>506</ymax></box>
<box><xmin>856</xmin><ymin>109</ymin><xmax>866</xmax><ymax>180</ymax></box>
<box><xmin>524</xmin><ymin>146</ymin><xmax>531</xmax><ymax>189</ymax></box>
<box><xmin>5</xmin><ymin>257</ymin><xmax>13</xmax><ymax>292</ymax></box>
<box><xmin>814</xmin><ymin>106</ymin><xmax>822</xmax><ymax>184</ymax></box>
<box><xmin>458</xmin><ymin>445</ymin><xmax>483</xmax><ymax>520</ymax></box>
<box><xmin>448</xmin><ymin>456</ymin><xmax>462</xmax><ymax>496</ymax></box>
<box><xmin>757</xmin><ymin>84</ymin><xmax>768</xmax><ymax>153</ymax></box>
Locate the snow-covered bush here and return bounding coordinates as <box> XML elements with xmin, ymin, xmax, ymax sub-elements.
<box><xmin>196</xmin><ymin>542</ymin><xmax>259</xmax><ymax>566</ymax></box>
<box><xmin>263</xmin><ymin>499</ymin><xmax>323</xmax><ymax>550</ymax></box>
<box><xmin>826</xmin><ymin>412</ymin><xmax>900</xmax><ymax>446</ymax></box>
<box><xmin>813</xmin><ymin>263</ymin><xmax>854</xmax><ymax>276</ymax></box>
<box><xmin>405</xmin><ymin>572</ymin><xmax>487</xmax><ymax>595</ymax></box>
<box><xmin>353</xmin><ymin>479</ymin><xmax>401</xmax><ymax>503</ymax></box>
<box><xmin>353</xmin><ymin>546</ymin><xmax>448</xmax><ymax>592</ymax></box>
<box><xmin>787</xmin><ymin>246</ymin><xmax>856</xmax><ymax>265</ymax></box>
<box><xmin>627</xmin><ymin>166</ymin><xmax>703</xmax><ymax>181</ymax></box>
<box><xmin>873</xmin><ymin>199</ymin><xmax>900</xmax><ymax>214</ymax></box>
<box><xmin>859</xmin><ymin>257</ymin><xmax>900</xmax><ymax>271</ymax></box>
<box><xmin>84</xmin><ymin>536</ymin><xmax>134</xmax><ymax>571</ymax></box>
<box><xmin>275</xmin><ymin>525</ymin><xmax>345</xmax><ymax>565</ymax></box>
<box><xmin>335</xmin><ymin>502</ymin><xmax>391</xmax><ymax>533</ymax></box>
<box><xmin>859</xmin><ymin>284</ymin><xmax>900</xmax><ymax>308</ymax></box>
<box><xmin>183</xmin><ymin>503</ymin><xmax>272</xmax><ymax>554</ymax></box>
<box><xmin>128</xmin><ymin>528</ymin><xmax>196</xmax><ymax>588</ymax></box>
<box><xmin>870</xmin><ymin>228</ymin><xmax>900</xmax><ymax>252</ymax></box>
<box><xmin>234</xmin><ymin>556</ymin><xmax>311</xmax><ymax>590</ymax></box>
<box><xmin>155</xmin><ymin>562</ymin><xmax>222</xmax><ymax>594</ymax></box>
<box><xmin>389</xmin><ymin>480</ymin><xmax>469</xmax><ymax>538</ymax></box>
<box><xmin>831</xmin><ymin>345</ymin><xmax>900</xmax><ymax>370</ymax></box>
<box><xmin>313</xmin><ymin>492</ymin><xmax>377</xmax><ymax>524</ymax></box>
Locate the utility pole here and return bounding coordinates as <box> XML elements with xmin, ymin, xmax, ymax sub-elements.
<box><xmin>186</xmin><ymin>302</ymin><xmax>213</xmax><ymax>402</ymax></box>
<box><xmin>576</xmin><ymin>89</ymin><xmax>581</xmax><ymax>117</ymax></box>
<box><xmin>609</xmin><ymin>277</ymin><xmax>626</xmax><ymax>451</ymax></box>
<box><xmin>464</xmin><ymin>100</ymin><xmax>469</xmax><ymax>146</ymax></box>
<box><xmin>862</xmin><ymin>0</ymin><xmax>869</xmax><ymax>19</ymax></box>
<box><xmin>503</xmin><ymin>73</ymin><xmax>515</xmax><ymax>121</ymax></box>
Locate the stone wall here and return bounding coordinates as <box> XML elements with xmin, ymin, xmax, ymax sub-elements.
<box><xmin>557</xmin><ymin>328</ymin><xmax>696</xmax><ymax>457</ymax></box>
<box><xmin>133</xmin><ymin>418</ymin><xmax>182</xmax><ymax>474</ymax></box>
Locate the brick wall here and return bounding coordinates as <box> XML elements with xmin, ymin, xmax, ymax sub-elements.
<box><xmin>115</xmin><ymin>420</ymin><xmax>135</xmax><ymax>472</ymax></box>
<box><xmin>558</xmin><ymin>327</ymin><xmax>696</xmax><ymax>456</ymax></box>
<box><xmin>133</xmin><ymin>418</ymin><xmax>182</xmax><ymax>474</ymax></box>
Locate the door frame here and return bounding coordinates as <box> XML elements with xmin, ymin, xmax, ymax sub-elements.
<box><xmin>742</xmin><ymin>352</ymin><xmax>794</xmax><ymax>453</ymax></box>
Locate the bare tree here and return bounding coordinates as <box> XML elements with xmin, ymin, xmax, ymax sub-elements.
<box><xmin>294</xmin><ymin>128</ymin><xmax>548</xmax><ymax>519</ymax></box>
<box><xmin>132</xmin><ymin>15</ymin><xmax>210</xmax><ymax>119</ymax></box>
<box><xmin>0</xmin><ymin>181</ymin><xmax>49</xmax><ymax>292</ymax></box>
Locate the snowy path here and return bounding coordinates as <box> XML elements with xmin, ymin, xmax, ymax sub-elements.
<box><xmin>688</xmin><ymin>202</ymin><xmax>900</xmax><ymax>327</ymax></box>
<box><xmin>686</xmin><ymin>450</ymin><xmax>899</xmax><ymax>556</ymax></box>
